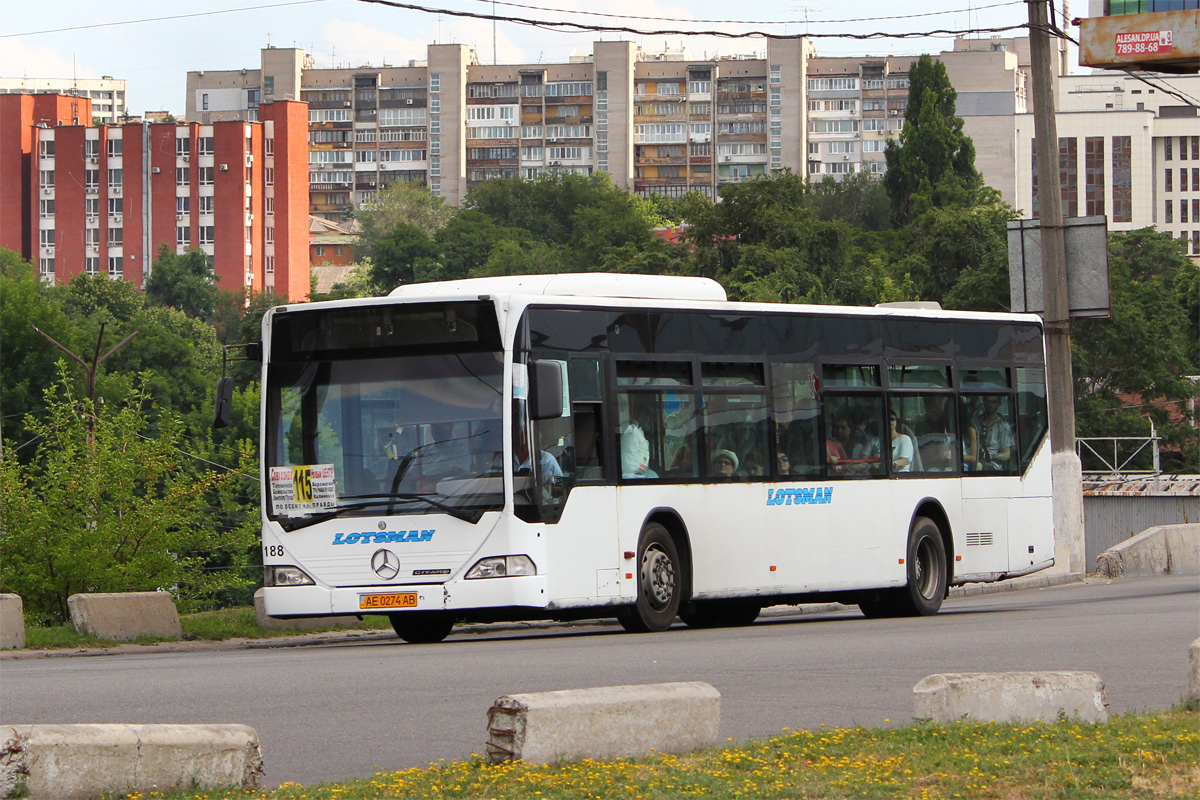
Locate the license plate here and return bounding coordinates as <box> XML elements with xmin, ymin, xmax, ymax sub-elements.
<box><xmin>359</xmin><ymin>592</ymin><xmax>418</xmax><ymax>610</ymax></box>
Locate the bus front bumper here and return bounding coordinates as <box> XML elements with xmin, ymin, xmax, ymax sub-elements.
<box><xmin>262</xmin><ymin>576</ymin><xmax>550</xmax><ymax>618</ymax></box>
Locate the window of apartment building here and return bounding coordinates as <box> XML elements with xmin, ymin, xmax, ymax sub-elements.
<box><xmin>548</xmin><ymin>146</ymin><xmax>583</xmax><ymax>160</ymax></box>
<box><xmin>808</xmin><ymin>77</ymin><xmax>859</xmax><ymax>91</ymax></box>
<box><xmin>1165</xmin><ymin>137</ymin><xmax>1173</xmax><ymax>161</ymax></box>
<box><xmin>199</xmin><ymin>226</ymin><xmax>215</xmax><ymax>245</ymax></box>
<box><xmin>176</xmin><ymin>167</ymin><xmax>190</xmax><ymax>186</ymax></box>
<box><xmin>177</xmin><ymin>196</ymin><xmax>190</xmax><ymax>215</ymax></box>
<box><xmin>199</xmin><ymin>196</ymin><xmax>214</xmax><ymax>215</ymax></box>
<box><xmin>1193</xmin><ymin>168</ymin><xmax>1199</xmax><ymax>191</ymax></box>
<box><xmin>522</xmin><ymin>167</ymin><xmax>543</xmax><ymax>180</ymax></box>
<box><xmin>862</xmin><ymin>119</ymin><xmax>887</xmax><ymax>132</ymax></box>
<box><xmin>199</xmin><ymin>167</ymin><xmax>213</xmax><ymax>186</ymax></box>
<box><xmin>769</xmin><ymin>66</ymin><xmax>781</xmax><ymax>86</ymax></box>
<box><xmin>1193</xmin><ymin>198</ymin><xmax>1199</xmax><ymax>222</ymax></box>
<box><xmin>689</xmin><ymin>80</ymin><xmax>711</xmax><ymax>94</ymax></box>
<box><xmin>85</xmin><ymin>198</ymin><xmax>99</xmax><ymax>219</ymax></box>
<box><xmin>39</xmin><ymin>170</ymin><xmax>54</xmax><ymax>189</ymax></box>
<box><xmin>177</xmin><ymin>226</ymin><xmax>190</xmax><ymax>246</ymax></box>
<box><xmin>84</xmin><ymin>139</ymin><xmax>99</xmax><ymax>158</ymax></box>
<box><xmin>85</xmin><ymin>170</ymin><xmax>99</xmax><ymax>191</ymax></box>
<box><xmin>809</xmin><ymin>120</ymin><xmax>859</xmax><ymax>134</ymax></box>
<box><xmin>867</xmin><ymin>160</ymin><xmax>886</xmax><ymax>174</ymax></box>
<box><xmin>198</xmin><ymin>137</ymin><xmax>214</xmax><ymax>156</ymax></box>
<box><xmin>689</xmin><ymin>102</ymin><xmax>711</xmax><ymax>116</ymax></box>
<box><xmin>264</xmin><ymin>167</ymin><xmax>274</xmax><ymax>186</ymax></box>
<box><xmin>39</xmin><ymin>140</ymin><xmax>54</xmax><ymax>158</ymax></box>
<box><xmin>107</xmin><ymin>168</ymin><xmax>122</xmax><ymax>188</ymax></box>
<box><xmin>1085</xmin><ymin>137</ymin><xmax>1105</xmax><ymax>217</ymax></box>
<box><xmin>690</xmin><ymin>142</ymin><xmax>711</xmax><ymax>157</ymax></box>
<box><xmin>863</xmin><ymin>99</ymin><xmax>885</xmax><ymax>111</ymax></box>
<box><xmin>85</xmin><ymin>257</ymin><xmax>99</xmax><ymax>275</ymax></box>
<box><xmin>40</xmin><ymin>228</ymin><xmax>55</xmax><ymax>247</ymax></box>
<box><xmin>808</xmin><ymin>161</ymin><xmax>821</xmax><ymax>175</ymax></box>
<box><xmin>265</xmin><ymin>196</ymin><xmax>274</xmax><ymax>215</ymax></box>
<box><xmin>1059</xmin><ymin>138</ymin><xmax>1078</xmax><ymax>218</ymax></box>
<box><xmin>1165</xmin><ymin>199</ymin><xmax>1174</xmax><ymax>224</ymax></box>
<box><xmin>39</xmin><ymin>258</ymin><xmax>54</xmax><ymax>278</ymax></box>
<box><xmin>265</xmin><ymin>255</ymin><xmax>275</xmax><ymax>275</ymax></box>
<box><xmin>828</xmin><ymin>141</ymin><xmax>856</xmax><ymax>154</ymax></box>
<box><xmin>246</xmin><ymin>225</ymin><xmax>252</xmax><ymax>243</ymax></box>
<box><xmin>39</xmin><ymin>199</ymin><xmax>55</xmax><ymax>218</ymax></box>
<box><xmin>1183</xmin><ymin>168</ymin><xmax>1189</xmax><ymax>190</ymax></box>
<box><xmin>201</xmin><ymin>93</ymin><xmax>209</xmax><ymax>111</ymax></box>
<box><xmin>550</xmin><ymin>105</ymin><xmax>577</xmax><ymax>119</ymax></box>
<box><xmin>108</xmin><ymin>227</ymin><xmax>122</xmax><ymax>246</ymax></box>
<box><xmin>266</xmin><ymin>226</ymin><xmax>274</xmax><ymax>244</ymax></box>
<box><xmin>85</xmin><ymin>228</ymin><xmax>100</xmax><ymax>247</ymax></box>
<box><xmin>1193</xmin><ymin>230</ymin><xmax>1199</xmax><ymax>255</ymax></box>
<box><xmin>176</xmin><ymin>137</ymin><xmax>191</xmax><ymax>157</ymax></box>
<box><xmin>888</xmin><ymin>77</ymin><xmax>910</xmax><ymax>89</ymax></box>
<box><xmin>1192</xmin><ymin>136</ymin><xmax>1199</xmax><ymax>160</ymax></box>
<box><xmin>108</xmin><ymin>256</ymin><xmax>122</xmax><ymax>277</ymax></box>
<box><xmin>1111</xmin><ymin>136</ymin><xmax>1132</xmax><ymax>223</ymax></box>
<box><xmin>863</xmin><ymin>140</ymin><xmax>886</xmax><ymax>152</ymax></box>
<box><xmin>1181</xmin><ymin>199</ymin><xmax>1189</xmax><ymax>224</ymax></box>
<box><xmin>1166</xmin><ymin>168</ymin><xmax>1174</xmax><ymax>192</ymax></box>
<box><xmin>107</xmin><ymin>138</ymin><xmax>122</xmax><ymax>157</ymax></box>
<box><xmin>521</xmin><ymin>146</ymin><xmax>543</xmax><ymax>160</ymax></box>
<box><xmin>108</xmin><ymin>197</ymin><xmax>123</xmax><ymax>216</ymax></box>
<box><xmin>827</xmin><ymin>161</ymin><xmax>855</xmax><ymax>174</ymax></box>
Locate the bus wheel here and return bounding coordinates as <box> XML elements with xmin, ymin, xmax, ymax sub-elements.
<box><xmin>389</xmin><ymin>611</ymin><xmax>454</xmax><ymax>644</ymax></box>
<box><xmin>619</xmin><ymin>523</ymin><xmax>682</xmax><ymax>633</ymax></box>
<box><xmin>858</xmin><ymin>517</ymin><xmax>947</xmax><ymax>619</ymax></box>
<box><xmin>896</xmin><ymin>516</ymin><xmax>947</xmax><ymax>616</ymax></box>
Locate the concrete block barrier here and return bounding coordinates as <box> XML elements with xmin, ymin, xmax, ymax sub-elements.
<box><xmin>253</xmin><ymin>588</ymin><xmax>359</xmax><ymax>631</ymax></box>
<box><xmin>913</xmin><ymin>671</ymin><xmax>1108</xmax><ymax>724</ymax></box>
<box><xmin>0</xmin><ymin>724</ymin><xmax>263</xmax><ymax>800</ymax></box>
<box><xmin>486</xmin><ymin>681</ymin><xmax>720</xmax><ymax>764</ymax></box>
<box><xmin>1188</xmin><ymin>638</ymin><xmax>1200</xmax><ymax>709</ymax></box>
<box><xmin>0</xmin><ymin>595</ymin><xmax>24</xmax><ymax>650</ymax></box>
<box><xmin>1095</xmin><ymin>523</ymin><xmax>1200</xmax><ymax>578</ymax></box>
<box><xmin>67</xmin><ymin>592</ymin><xmax>182</xmax><ymax>641</ymax></box>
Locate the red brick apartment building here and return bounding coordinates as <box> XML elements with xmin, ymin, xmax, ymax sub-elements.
<box><xmin>0</xmin><ymin>94</ymin><xmax>311</xmax><ymax>301</ymax></box>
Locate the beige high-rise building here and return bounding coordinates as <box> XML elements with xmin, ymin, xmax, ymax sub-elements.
<box><xmin>0</xmin><ymin>76</ymin><xmax>128</xmax><ymax>123</ymax></box>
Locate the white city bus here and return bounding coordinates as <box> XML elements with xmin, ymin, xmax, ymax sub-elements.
<box><xmin>235</xmin><ymin>273</ymin><xmax>1055</xmax><ymax>643</ymax></box>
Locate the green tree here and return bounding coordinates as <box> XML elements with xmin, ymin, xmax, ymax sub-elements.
<box><xmin>895</xmin><ymin>200</ymin><xmax>1017</xmax><ymax>307</ymax></box>
<box><xmin>884</xmin><ymin>55</ymin><xmax>982</xmax><ymax>226</ymax></box>
<box><xmin>144</xmin><ymin>245</ymin><xmax>219</xmax><ymax>321</ymax></box>
<box><xmin>0</xmin><ymin>249</ymin><xmax>73</xmax><ymax>457</ymax></box>
<box><xmin>1072</xmin><ymin>229</ymin><xmax>1199</xmax><ymax>470</ymax></box>
<box><xmin>0</xmin><ymin>377</ymin><xmax>256</xmax><ymax>624</ymax></box>
<box><xmin>353</xmin><ymin>181</ymin><xmax>452</xmax><ymax>258</ymax></box>
<box><xmin>367</xmin><ymin>223</ymin><xmax>437</xmax><ymax>292</ymax></box>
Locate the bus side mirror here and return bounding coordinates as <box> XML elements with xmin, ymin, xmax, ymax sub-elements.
<box><xmin>529</xmin><ymin>360</ymin><xmax>563</xmax><ymax>420</ymax></box>
<box><xmin>213</xmin><ymin>377</ymin><xmax>234</xmax><ymax>429</ymax></box>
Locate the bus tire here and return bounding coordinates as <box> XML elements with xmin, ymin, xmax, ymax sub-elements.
<box><xmin>388</xmin><ymin>611</ymin><xmax>454</xmax><ymax>644</ymax></box>
<box><xmin>895</xmin><ymin>516</ymin><xmax>947</xmax><ymax>616</ymax></box>
<box><xmin>619</xmin><ymin>523</ymin><xmax>682</xmax><ymax>633</ymax></box>
<box><xmin>858</xmin><ymin>516</ymin><xmax>947</xmax><ymax>619</ymax></box>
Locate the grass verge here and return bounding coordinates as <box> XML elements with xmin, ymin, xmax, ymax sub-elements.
<box><xmin>20</xmin><ymin>607</ymin><xmax>391</xmax><ymax>649</ymax></box>
<box><xmin>126</xmin><ymin>709</ymin><xmax>1198</xmax><ymax>800</ymax></box>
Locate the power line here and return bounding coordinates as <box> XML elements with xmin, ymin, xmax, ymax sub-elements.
<box><xmin>2</xmin><ymin>0</ymin><xmax>330</xmax><ymax>39</ymax></box>
<box><xmin>355</xmin><ymin>0</ymin><xmax>1032</xmax><ymax>40</ymax></box>
<box><xmin>463</xmin><ymin>0</ymin><xmax>1025</xmax><ymax>27</ymax></box>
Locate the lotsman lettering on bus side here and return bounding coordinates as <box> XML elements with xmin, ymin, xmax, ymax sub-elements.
<box><xmin>331</xmin><ymin>530</ymin><xmax>436</xmax><ymax>545</ymax></box>
<box><xmin>765</xmin><ymin>487</ymin><xmax>833</xmax><ymax>506</ymax></box>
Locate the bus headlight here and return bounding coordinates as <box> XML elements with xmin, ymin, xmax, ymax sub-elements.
<box><xmin>465</xmin><ymin>555</ymin><xmax>536</xmax><ymax>579</ymax></box>
<box><xmin>266</xmin><ymin>566</ymin><xmax>315</xmax><ymax>586</ymax></box>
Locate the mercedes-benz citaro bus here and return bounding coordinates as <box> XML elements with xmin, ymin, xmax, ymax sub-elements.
<box><xmin>224</xmin><ymin>273</ymin><xmax>1055</xmax><ymax>644</ymax></box>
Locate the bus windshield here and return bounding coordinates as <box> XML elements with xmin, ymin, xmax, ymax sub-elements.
<box><xmin>265</xmin><ymin>351</ymin><xmax>505</xmax><ymax>530</ymax></box>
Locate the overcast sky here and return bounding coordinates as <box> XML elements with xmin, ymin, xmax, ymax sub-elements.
<box><xmin>1</xmin><ymin>0</ymin><xmax>1077</xmax><ymax>115</ymax></box>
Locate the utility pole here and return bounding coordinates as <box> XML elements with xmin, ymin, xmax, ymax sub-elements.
<box><xmin>1028</xmin><ymin>0</ymin><xmax>1085</xmax><ymax>574</ymax></box>
<box><xmin>33</xmin><ymin>323</ymin><xmax>138</xmax><ymax>444</ymax></box>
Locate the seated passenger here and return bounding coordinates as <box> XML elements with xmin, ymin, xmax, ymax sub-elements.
<box><xmin>889</xmin><ymin>412</ymin><xmax>914</xmax><ymax>473</ymax></box>
<box><xmin>621</xmin><ymin>419</ymin><xmax>657</xmax><ymax>479</ymax></box>
<box><xmin>710</xmin><ymin>449</ymin><xmax>738</xmax><ymax>478</ymax></box>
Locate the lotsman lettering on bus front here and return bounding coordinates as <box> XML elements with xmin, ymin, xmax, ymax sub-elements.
<box><xmin>765</xmin><ymin>487</ymin><xmax>833</xmax><ymax>506</ymax></box>
<box><xmin>331</xmin><ymin>530</ymin><xmax>435</xmax><ymax>545</ymax></box>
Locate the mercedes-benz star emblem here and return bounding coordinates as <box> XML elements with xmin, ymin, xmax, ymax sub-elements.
<box><xmin>371</xmin><ymin>549</ymin><xmax>400</xmax><ymax>580</ymax></box>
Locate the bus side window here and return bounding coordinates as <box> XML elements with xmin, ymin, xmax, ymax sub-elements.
<box><xmin>572</xmin><ymin>403</ymin><xmax>604</xmax><ymax>480</ymax></box>
<box><xmin>770</xmin><ymin>362</ymin><xmax>820</xmax><ymax>478</ymax></box>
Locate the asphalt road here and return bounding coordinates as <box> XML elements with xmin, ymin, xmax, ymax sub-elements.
<box><xmin>3</xmin><ymin>575</ymin><xmax>1197</xmax><ymax>789</ymax></box>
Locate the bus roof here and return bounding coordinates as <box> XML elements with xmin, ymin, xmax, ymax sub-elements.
<box><xmin>387</xmin><ymin>273</ymin><xmax>728</xmax><ymax>303</ymax></box>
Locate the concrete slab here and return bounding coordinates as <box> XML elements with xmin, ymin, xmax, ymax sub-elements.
<box><xmin>913</xmin><ymin>671</ymin><xmax>1108</xmax><ymax>724</ymax></box>
<box><xmin>0</xmin><ymin>595</ymin><xmax>24</xmax><ymax>650</ymax></box>
<box><xmin>253</xmin><ymin>588</ymin><xmax>360</xmax><ymax>631</ymax></box>
<box><xmin>67</xmin><ymin>591</ymin><xmax>181</xmax><ymax>641</ymax></box>
<box><xmin>486</xmin><ymin>681</ymin><xmax>720</xmax><ymax>764</ymax></box>
<box><xmin>0</xmin><ymin>723</ymin><xmax>263</xmax><ymax>800</ymax></box>
<box><xmin>1095</xmin><ymin>524</ymin><xmax>1200</xmax><ymax>578</ymax></box>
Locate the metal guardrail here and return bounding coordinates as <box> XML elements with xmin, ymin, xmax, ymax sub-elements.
<box><xmin>1077</xmin><ymin>422</ymin><xmax>1160</xmax><ymax>478</ymax></box>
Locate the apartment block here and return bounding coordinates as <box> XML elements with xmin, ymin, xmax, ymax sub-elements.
<box><xmin>0</xmin><ymin>76</ymin><xmax>128</xmax><ymax>124</ymax></box>
<box><xmin>0</xmin><ymin>95</ymin><xmax>311</xmax><ymax>299</ymax></box>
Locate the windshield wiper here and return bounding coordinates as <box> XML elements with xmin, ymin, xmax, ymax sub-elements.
<box><xmin>280</xmin><ymin>493</ymin><xmax>483</xmax><ymax>530</ymax></box>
